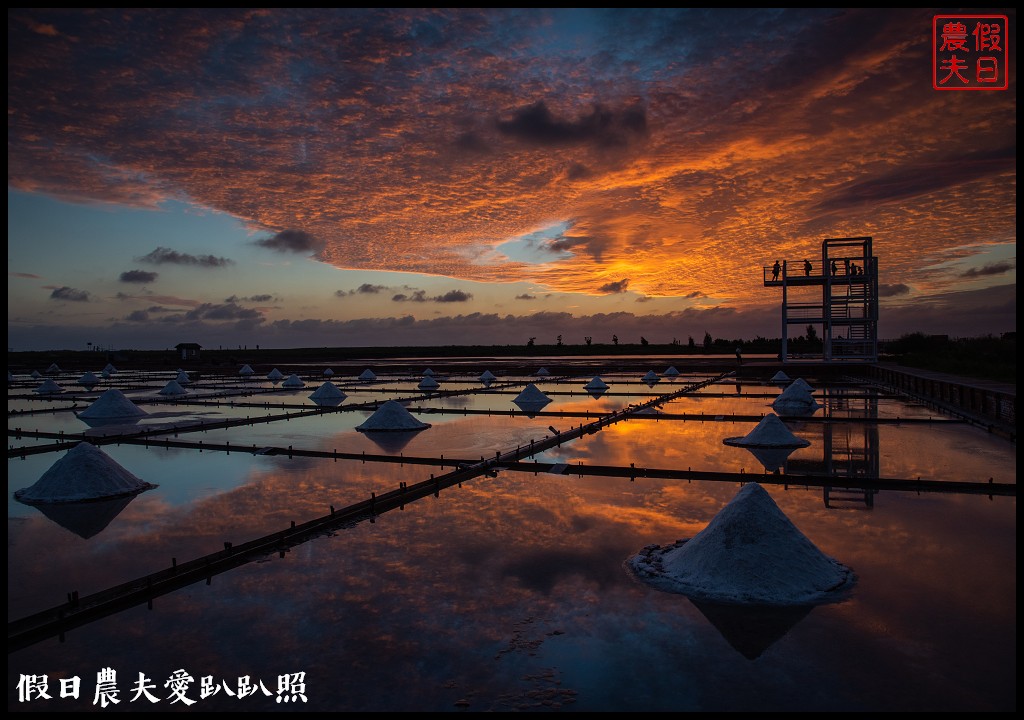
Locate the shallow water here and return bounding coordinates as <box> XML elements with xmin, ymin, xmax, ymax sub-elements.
<box><xmin>7</xmin><ymin>366</ymin><xmax>1016</xmax><ymax>711</ymax></box>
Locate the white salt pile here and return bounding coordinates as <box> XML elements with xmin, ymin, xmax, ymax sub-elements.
<box><xmin>323</xmin><ymin>368</ymin><xmax>334</xmax><ymax>377</ymax></box>
<box><xmin>535</xmin><ymin>367</ymin><xmax>550</xmax><ymax>377</ymax></box>
<box><xmin>77</xmin><ymin>389</ymin><xmax>148</xmax><ymax>420</ymax></box>
<box><xmin>239</xmin><ymin>364</ymin><xmax>255</xmax><ymax>376</ymax></box>
<box><xmin>309</xmin><ymin>382</ymin><xmax>346</xmax><ymax>402</ymax></box>
<box><xmin>642</xmin><ymin>370</ymin><xmax>659</xmax><ymax>383</ymax></box>
<box><xmin>723</xmin><ymin>414</ymin><xmax>810</xmax><ymax>448</ymax></box>
<box><xmin>46</xmin><ymin>363</ymin><xmax>62</xmax><ymax>374</ymax></box>
<box><xmin>30</xmin><ymin>370</ymin><xmax>42</xmax><ymax>379</ymax></box>
<box><xmin>359</xmin><ymin>368</ymin><xmax>377</xmax><ymax>381</ymax></box>
<box><xmin>513</xmin><ymin>383</ymin><xmax>551</xmax><ymax>405</ymax></box>
<box><xmin>282</xmin><ymin>374</ymin><xmax>305</xmax><ymax>388</ymax></box>
<box><xmin>584</xmin><ymin>376</ymin><xmax>609</xmax><ymax>391</ymax></box>
<box><xmin>175</xmin><ymin>370</ymin><xmax>191</xmax><ymax>385</ymax></box>
<box><xmin>513</xmin><ymin>383</ymin><xmax>552</xmax><ymax>415</ymax></box>
<box><xmin>423</xmin><ymin>368</ymin><xmax>434</xmax><ymax>376</ymax></box>
<box><xmin>664</xmin><ymin>366</ymin><xmax>680</xmax><ymax>377</ymax></box>
<box><xmin>629</xmin><ymin>483</ymin><xmax>855</xmax><ymax>605</ymax></box>
<box><xmin>267</xmin><ymin>368</ymin><xmax>284</xmax><ymax>381</ymax></box>
<box><xmin>792</xmin><ymin>378</ymin><xmax>814</xmax><ymax>392</ymax></box>
<box><xmin>770</xmin><ymin>370</ymin><xmax>790</xmax><ymax>382</ymax></box>
<box><xmin>158</xmin><ymin>379</ymin><xmax>188</xmax><ymax>396</ymax></box>
<box><xmin>14</xmin><ymin>442</ymin><xmax>157</xmax><ymax>504</ymax></box>
<box><xmin>634</xmin><ymin>407</ymin><xmax>663</xmax><ymax>415</ymax></box>
<box><xmin>772</xmin><ymin>383</ymin><xmax>821</xmax><ymax>414</ymax></box>
<box><xmin>34</xmin><ymin>379</ymin><xmax>63</xmax><ymax>394</ymax></box>
<box><xmin>418</xmin><ymin>376</ymin><xmax>440</xmax><ymax>390</ymax></box>
<box><xmin>78</xmin><ymin>371</ymin><xmax>100</xmax><ymax>387</ymax></box>
<box><xmin>356</xmin><ymin>400</ymin><xmax>431</xmax><ymax>432</ymax></box>
<box><xmin>480</xmin><ymin>370</ymin><xmax>497</xmax><ymax>383</ymax></box>
<box><xmin>103</xmin><ymin>363</ymin><xmax>118</xmax><ymax>374</ymax></box>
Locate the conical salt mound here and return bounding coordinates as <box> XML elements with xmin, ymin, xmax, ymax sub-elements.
<box><xmin>629</xmin><ymin>483</ymin><xmax>855</xmax><ymax>605</ymax></box>
<box><xmin>78</xmin><ymin>371</ymin><xmax>100</xmax><ymax>387</ymax></box>
<box><xmin>103</xmin><ymin>363</ymin><xmax>118</xmax><ymax>374</ymax></box>
<box><xmin>664</xmin><ymin>366</ymin><xmax>680</xmax><ymax>377</ymax></box>
<box><xmin>34</xmin><ymin>378</ymin><xmax>63</xmax><ymax>394</ymax></box>
<box><xmin>535</xmin><ymin>367</ymin><xmax>550</xmax><ymax>376</ymax></box>
<box><xmin>309</xmin><ymin>382</ymin><xmax>346</xmax><ymax>401</ymax></box>
<box><xmin>480</xmin><ymin>370</ymin><xmax>497</xmax><ymax>382</ymax></box>
<box><xmin>771</xmin><ymin>370</ymin><xmax>790</xmax><ymax>382</ymax></box>
<box><xmin>267</xmin><ymin>368</ymin><xmax>284</xmax><ymax>381</ymax></box>
<box><xmin>792</xmin><ymin>378</ymin><xmax>814</xmax><ymax>392</ymax></box>
<box><xmin>323</xmin><ymin>368</ymin><xmax>334</xmax><ymax>377</ymax></box>
<box><xmin>46</xmin><ymin>363</ymin><xmax>62</xmax><ymax>374</ymax></box>
<box><xmin>14</xmin><ymin>442</ymin><xmax>157</xmax><ymax>504</ymax></box>
<box><xmin>513</xmin><ymin>383</ymin><xmax>550</xmax><ymax>404</ymax></box>
<box><xmin>356</xmin><ymin>400</ymin><xmax>431</xmax><ymax>432</ymax></box>
<box><xmin>77</xmin><ymin>389</ymin><xmax>148</xmax><ymax>420</ymax></box>
<box><xmin>642</xmin><ymin>370</ymin><xmax>659</xmax><ymax>382</ymax></box>
<box><xmin>158</xmin><ymin>379</ymin><xmax>188</xmax><ymax>396</ymax></box>
<box><xmin>584</xmin><ymin>376</ymin><xmax>609</xmax><ymax>391</ymax></box>
<box><xmin>30</xmin><ymin>370</ymin><xmax>42</xmax><ymax>379</ymax></box>
<box><xmin>423</xmin><ymin>368</ymin><xmax>434</xmax><ymax>376</ymax></box>
<box><xmin>723</xmin><ymin>414</ymin><xmax>810</xmax><ymax>448</ymax></box>
<box><xmin>175</xmin><ymin>370</ymin><xmax>191</xmax><ymax>385</ymax></box>
<box><xmin>418</xmin><ymin>376</ymin><xmax>439</xmax><ymax>390</ymax></box>
<box><xmin>282</xmin><ymin>374</ymin><xmax>305</xmax><ymax>388</ymax></box>
<box><xmin>772</xmin><ymin>383</ymin><xmax>820</xmax><ymax>413</ymax></box>
<box><xmin>239</xmin><ymin>364</ymin><xmax>255</xmax><ymax>376</ymax></box>
<box><xmin>359</xmin><ymin>368</ymin><xmax>377</xmax><ymax>381</ymax></box>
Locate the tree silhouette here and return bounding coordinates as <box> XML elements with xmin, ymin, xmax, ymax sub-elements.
<box><xmin>703</xmin><ymin>331</ymin><xmax>713</xmax><ymax>350</ymax></box>
<box><xmin>584</xmin><ymin>336</ymin><xmax>592</xmax><ymax>346</ymax></box>
<box><xmin>556</xmin><ymin>334</ymin><xmax>563</xmax><ymax>346</ymax></box>
<box><xmin>612</xmin><ymin>334</ymin><xmax>618</xmax><ymax>345</ymax></box>
<box><xmin>640</xmin><ymin>336</ymin><xmax>649</xmax><ymax>346</ymax></box>
<box><xmin>527</xmin><ymin>337</ymin><xmax>535</xmax><ymax>347</ymax></box>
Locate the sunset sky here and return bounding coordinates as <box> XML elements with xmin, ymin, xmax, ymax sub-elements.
<box><xmin>8</xmin><ymin>8</ymin><xmax>1016</xmax><ymax>351</ymax></box>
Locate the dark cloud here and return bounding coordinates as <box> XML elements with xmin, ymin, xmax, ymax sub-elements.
<box><xmin>10</xmin><ymin>272</ymin><xmax>41</xmax><ymax>279</ymax></box>
<box><xmin>454</xmin><ymin>131</ymin><xmax>491</xmax><ymax>154</ymax></box>
<box><xmin>961</xmin><ymin>260</ymin><xmax>1015</xmax><ymax>278</ymax></box>
<box><xmin>392</xmin><ymin>289</ymin><xmax>472</xmax><ymax>302</ymax></box>
<box><xmin>392</xmin><ymin>290</ymin><xmax>426</xmax><ymax>303</ymax></box>
<box><xmin>497</xmin><ymin>101</ymin><xmax>648</xmax><ymax>148</ymax></box>
<box><xmin>685</xmin><ymin>291</ymin><xmax>706</xmax><ymax>299</ymax></box>
<box><xmin>566</xmin><ymin>162</ymin><xmax>591</xmax><ymax>180</ymax></box>
<box><xmin>186</xmin><ymin>302</ymin><xmax>263</xmax><ymax>321</ymax></box>
<box><xmin>136</xmin><ymin>247</ymin><xmax>233</xmax><ymax>268</ymax></box>
<box><xmin>878</xmin><ymin>283</ymin><xmax>910</xmax><ymax>297</ymax></box>
<box><xmin>225</xmin><ymin>294</ymin><xmax>275</xmax><ymax>303</ymax></box>
<box><xmin>254</xmin><ymin>229</ymin><xmax>324</xmax><ymax>254</ymax></box>
<box><xmin>434</xmin><ymin>289</ymin><xmax>473</xmax><ymax>302</ymax></box>
<box><xmin>515</xmin><ymin>294</ymin><xmax>536</xmax><ymax>300</ymax></box>
<box><xmin>813</xmin><ymin>146</ymin><xmax>1017</xmax><ymax>213</ymax></box>
<box><xmin>125</xmin><ymin>310</ymin><xmax>150</xmax><ymax>322</ymax></box>
<box><xmin>598</xmin><ymin>279</ymin><xmax>630</xmax><ymax>294</ymax></box>
<box><xmin>635</xmin><ymin>296</ymin><xmax>653</xmax><ymax>303</ymax></box>
<box><xmin>337</xmin><ymin>284</ymin><xmax>392</xmax><ymax>298</ymax></box>
<box><xmin>545</xmin><ymin>233</ymin><xmax>612</xmax><ymax>262</ymax></box>
<box><xmin>49</xmin><ymin>286</ymin><xmax>90</xmax><ymax>302</ymax></box>
<box><xmin>119</xmin><ymin>269</ymin><xmax>159</xmax><ymax>283</ymax></box>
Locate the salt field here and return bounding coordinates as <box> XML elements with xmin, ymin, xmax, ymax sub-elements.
<box><xmin>7</xmin><ymin>359</ymin><xmax>1016</xmax><ymax>712</ymax></box>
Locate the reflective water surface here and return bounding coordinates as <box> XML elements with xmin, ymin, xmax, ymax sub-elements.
<box><xmin>7</xmin><ymin>365</ymin><xmax>1016</xmax><ymax>712</ymax></box>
